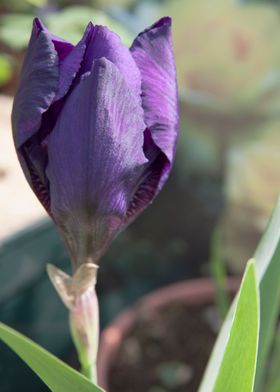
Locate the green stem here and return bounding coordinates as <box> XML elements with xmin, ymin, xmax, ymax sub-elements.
<box><xmin>47</xmin><ymin>263</ymin><xmax>100</xmax><ymax>384</ymax></box>
<box><xmin>69</xmin><ymin>286</ymin><xmax>100</xmax><ymax>384</ymax></box>
<box><xmin>81</xmin><ymin>362</ymin><xmax>97</xmax><ymax>384</ymax></box>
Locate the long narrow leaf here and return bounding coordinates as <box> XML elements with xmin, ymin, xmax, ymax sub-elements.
<box><xmin>213</xmin><ymin>260</ymin><xmax>259</xmax><ymax>392</ymax></box>
<box><xmin>0</xmin><ymin>322</ymin><xmax>104</xmax><ymax>392</ymax></box>
<box><xmin>254</xmin><ymin>195</ymin><xmax>280</xmax><ymax>391</ymax></box>
<box><xmin>264</xmin><ymin>326</ymin><xmax>280</xmax><ymax>392</ymax></box>
<box><xmin>199</xmin><ymin>195</ymin><xmax>280</xmax><ymax>392</ymax></box>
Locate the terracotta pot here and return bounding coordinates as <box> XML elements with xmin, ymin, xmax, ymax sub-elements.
<box><xmin>97</xmin><ymin>277</ymin><xmax>240</xmax><ymax>390</ymax></box>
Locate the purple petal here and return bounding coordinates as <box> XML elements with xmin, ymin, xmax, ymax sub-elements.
<box><xmin>12</xmin><ymin>18</ymin><xmax>59</xmax><ymax>149</ymax></box>
<box><xmin>11</xmin><ymin>19</ymin><xmax>62</xmax><ymax>214</ymax></box>
<box><xmin>34</xmin><ymin>17</ymin><xmax>73</xmax><ymax>61</ymax></box>
<box><xmin>46</xmin><ymin>58</ymin><xmax>147</xmax><ymax>263</ymax></box>
<box><xmin>77</xmin><ymin>23</ymin><xmax>141</xmax><ymax>98</ymax></box>
<box><xmin>55</xmin><ymin>23</ymin><xmax>92</xmax><ymax>101</ymax></box>
<box><xmin>125</xmin><ymin>129</ymin><xmax>170</xmax><ymax>223</ymax></box>
<box><xmin>124</xmin><ymin>17</ymin><xmax>178</xmax><ymax>222</ymax></box>
<box><xmin>34</xmin><ymin>18</ymin><xmax>88</xmax><ymax>102</ymax></box>
<box><xmin>19</xmin><ymin>143</ymin><xmax>51</xmax><ymax>212</ymax></box>
<box><xmin>130</xmin><ymin>17</ymin><xmax>179</xmax><ymax>163</ymax></box>
<box><xmin>13</xmin><ymin>20</ymin><xmax>93</xmax><ymax>214</ymax></box>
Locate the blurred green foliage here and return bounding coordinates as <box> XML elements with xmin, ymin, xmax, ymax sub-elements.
<box><xmin>0</xmin><ymin>0</ymin><xmax>35</xmax><ymax>12</ymax></box>
<box><xmin>0</xmin><ymin>54</ymin><xmax>12</xmax><ymax>86</ymax></box>
<box><xmin>0</xmin><ymin>14</ymin><xmax>34</xmax><ymax>49</ymax></box>
<box><xmin>44</xmin><ymin>6</ymin><xmax>133</xmax><ymax>46</ymax></box>
<box><xmin>0</xmin><ymin>6</ymin><xmax>132</xmax><ymax>49</ymax></box>
<box><xmin>240</xmin><ymin>0</ymin><xmax>280</xmax><ymax>5</ymax></box>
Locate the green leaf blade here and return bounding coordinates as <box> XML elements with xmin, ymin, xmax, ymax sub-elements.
<box><xmin>213</xmin><ymin>260</ymin><xmax>259</xmax><ymax>392</ymax></box>
<box><xmin>199</xmin><ymin>196</ymin><xmax>280</xmax><ymax>392</ymax></box>
<box><xmin>0</xmin><ymin>322</ymin><xmax>104</xmax><ymax>392</ymax></box>
<box><xmin>254</xmin><ymin>196</ymin><xmax>280</xmax><ymax>391</ymax></box>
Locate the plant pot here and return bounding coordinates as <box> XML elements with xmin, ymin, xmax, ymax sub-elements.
<box><xmin>97</xmin><ymin>277</ymin><xmax>240</xmax><ymax>392</ymax></box>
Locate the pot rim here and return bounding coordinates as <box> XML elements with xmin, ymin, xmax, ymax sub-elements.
<box><xmin>97</xmin><ymin>276</ymin><xmax>240</xmax><ymax>390</ymax></box>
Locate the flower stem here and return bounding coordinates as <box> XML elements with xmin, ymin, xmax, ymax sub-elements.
<box><xmin>69</xmin><ymin>284</ymin><xmax>100</xmax><ymax>384</ymax></box>
<box><xmin>47</xmin><ymin>263</ymin><xmax>100</xmax><ymax>384</ymax></box>
<box><xmin>81</xmin><ymin>362</ymin><xmax>97</xmax><ymax>384</ymax></box>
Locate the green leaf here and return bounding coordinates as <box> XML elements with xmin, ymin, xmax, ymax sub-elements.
<box><xmin>0</xmin><ymin>54</ymin><xmax>12</xmax><ymax>87</ymax></box>
<box><xmin>213</xmin><ymin>260</ymin><xmax>259</xmax><ymax>392</ymax></box>
<box><xmin>199</xmin><ymin>195</ymin><xmax>280</xmax><ymax>392</ymax></box>
<box><xmin>264</xmin><ymin>326</ymin><xmax>280</xmax><ymax>392</ymax></box>
<box><xmin>0</xmin><ymin>322</ymin><xmax>104</xmax><ymax>392</ymax></box>
<box><xmin>254</xmin><ymin>195</ymin><xmax>280</xmax><ymax>391</ymax></box>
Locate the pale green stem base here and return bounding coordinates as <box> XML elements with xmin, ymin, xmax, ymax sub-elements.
<box><xmin>81</xmin><ymin>362</ymin><xmax>97</xmax><ymax>384</ymax></box>
<box><xmin>47</xmin><ymin>263</ymin><xmax>100</xmax><ymax>385</ymax></box>
<box><xmin>69</xmin><ymin>285</ymin><xmax>100</xmax><ymax>385</ymax></box>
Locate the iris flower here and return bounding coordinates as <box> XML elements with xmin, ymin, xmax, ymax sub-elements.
<box><xmin>12</xmin><ymin>17</ymin><xmax>178</xmax><ymax>271</ymax></box>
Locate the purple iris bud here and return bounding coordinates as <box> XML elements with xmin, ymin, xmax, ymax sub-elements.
<box><xmin>12</xmin><ymin>17</ymin><xmax>179</xmax><ymax>269</ymax></box>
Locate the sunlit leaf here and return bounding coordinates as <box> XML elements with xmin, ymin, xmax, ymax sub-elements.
<box><xmin>254</xmin><ymin>194</ymin><xmax>280</xmax><ymax>391</ymax></box>
<box><xmin>213</xmin><ymin>260</ymin><xmax>259</xmax><ymax>392</ymax></box>
<box><xmin>199</xmin><ymin>195</ymin><xmax>280</xmax><ymax>392</ymax></box>
<box><xmin>0</xmin><ymin>322</ymin><xmax>104</xmax><ymax>392</ymax></box>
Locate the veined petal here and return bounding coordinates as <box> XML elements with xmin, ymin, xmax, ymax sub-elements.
<box><xmin>78</xmin><ymin>23</ymin><xmax>141</xmax><ymax>98</ymax></box>
<box><xmin>12</xmin><ymin>18</ymin><xmax>59</xmax><ymax>149</ymax></box>
<box><xmin>34</xmin><ymin>17</ymin><xmax>73</xmax><ymax>61</ymax></box>
<box><xmin>46</xmin><ymin>58</ymin><xmax>147</xmax><ymax>265</ymax></box>
<box><xmin>13</xmin><ymin>20</ymin><xmax>91</xmax><ymax>214</ymax></box>
<box><xmin>55</xmin><ymin>23</ymin><xmax>92</xmax><ymax>101</ymax></box>
<box><xmin>125</xmin><ymin>17</ymin><xmax>179</xmax><ymax>222</ymax></box>
<box><xmin>34</xmin><ymin>18</ymin><xmax>89</xmax><ymax>102</ymax></box>
<box><xmin>130</xmin><ymin>17</ymin><xmax>179</xmax><ymax>163</ymax></box>
<box><xmin>125</xmin><ymin>129</ymin><xmax>170</xmax><ymax>223</ymax></box>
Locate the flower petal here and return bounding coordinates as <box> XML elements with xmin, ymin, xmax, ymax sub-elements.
<box><xmin>34</xmin><ymin>17</ymin><xmax>73</xmax><ymax>61</ymax></box>
<box><xmin>130</xmin><ymin>17</ymin><xmax>179</xmax><ymax>163</ymax></box>
<box><xmin>34</xmin><ymin>18</ymin><xmax>89</xmax><ymax>102</ymax></box>
<box><xmin>46</xmin><ymin>57</ymin><xmax>147</xmax><ymax>264</ymax></box>
<box><xmin>13</xmin><ymin>20</ymin><xmax>94</xmax><ymax>214</ymax></box>
<box><xmin>78</xmin><ymin>23</ymin><xmax>141</xmax><ymax>98</ymax></box>
<box><xmin>12</xmin><ymin>19</ymin><xmax>59</xmax><ymax>149</ymax></box>
<box><xmin>124</xmin><ymin>17</ymin><xmax>179</xmax><ymax>223</ymax></box>
<box><xmin>125</xmin><ymin>129</ymin><xmax>170</xmax><ymax>223</ymax></box>
<box><xmin>55</xmin><ymin>23</ymin><xmax>92</xmax><ymax>101</ymax></box>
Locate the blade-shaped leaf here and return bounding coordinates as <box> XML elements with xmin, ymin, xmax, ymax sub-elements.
<box><xmin>199</xmin><ymin>195</ymin><xmax>280</xmax><ymax>392</ymax></box>
<box><xmin>0</xmin><ymin>322</ymin><xmax>104</xmax><ymax>392</ymax></box>
<box><xmin>254</xmin><ymin>195</ymin><xmax>280</xmax><ymax>391</ymax></box>
<box><xmin>213</xmin><ymin>260</ymin><xmax>259</xmax><ymax>392</ymax></box>
<box><xmin>264</xmin><ymin>326</ymin><xmax>280</xmax><ymax>392</ymax></box>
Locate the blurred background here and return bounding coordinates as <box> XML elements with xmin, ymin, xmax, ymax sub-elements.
<box><xmin>0</xmin><ymin>0</ymin><xmax>280</xmax><ymax>391</ymax></box>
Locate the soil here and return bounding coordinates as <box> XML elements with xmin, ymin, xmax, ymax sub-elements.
<box><xmin>108</xmin><ymin>303</ymin><xmax>217</xmax><ymax>392</ymax></box>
